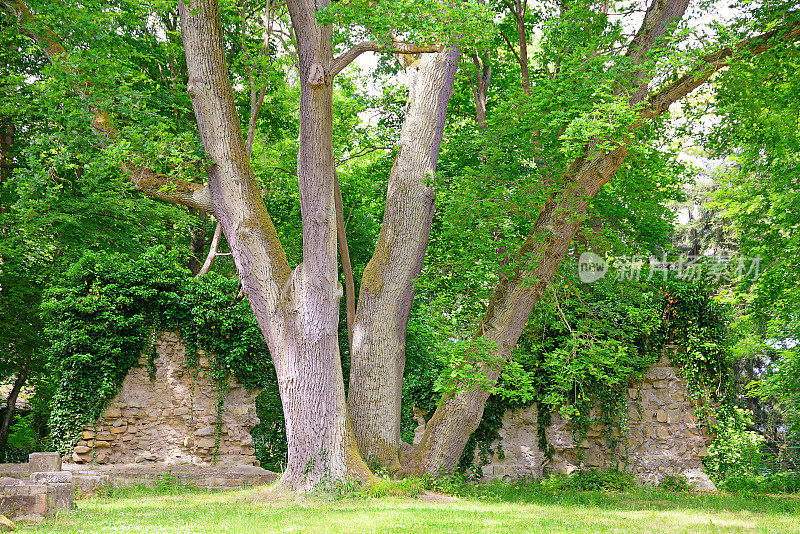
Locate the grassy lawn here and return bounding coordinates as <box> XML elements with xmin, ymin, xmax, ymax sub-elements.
<box><xmin>24</xmin><ymin>484</ymin><xmax>800</xmax><ymax>533</ymax></box>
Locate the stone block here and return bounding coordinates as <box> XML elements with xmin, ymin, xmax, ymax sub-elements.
<box><xmin>682</xmin><ymin>469</ymin><xmax>716</xmax><ymax>492</ymax></box>
<box><xmin>14</xmin><ymin>514</ymin><xmax>43</xmax><ymax>526</ymax></box>
<box><xmin>195</xmin><ymin>426</ymin><xmax>215</xmax><ymax>437</ymax></box>
<box><xmin>103</xmin><ymin>407</ymin><xmax>122</xmax><ymax>419</ymax></box>
<box><xmin>196</xmin><ymin>438</ymin><xmax>215</xmax><ymax>449</ymax></box>
<box><xmin>82</xmin><ymin>431</ymin><xmax>95</xmax><ymax>440</ymax></box>
<box><xmin>47</xmin><ymin>483</ymin><xmax>72</xmax><ymax>512</ymax></box>
<box><xmin>28</xmin><ymin>453</ymin><xmax>61</xmax><ymax>474</ymax></box>
<box><xmin>0</xmin><ymin>484</ymin><xmax>49</xmax><ymax>517</ymax></box>
<box><xmin>29</xmin><ymin>472</ymin><xmax>72</xmax><ymax>484</ymax></box>
<box><xmin>656</xmin><ymin>410</ymin><xmax>667</xmax><ymax>423</ymax></box>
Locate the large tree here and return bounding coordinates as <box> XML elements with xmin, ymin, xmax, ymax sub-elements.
<box><xmin>3</xmin><ymin>0</ymin><xmax>799</xmax><ymax>489</ymax></box>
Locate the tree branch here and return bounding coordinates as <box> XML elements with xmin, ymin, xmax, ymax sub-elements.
<box><xmin>499</xmin><ymin>29</ymin><xmax>522</xmax><ymax>68</ymax></box>
<box><xmin>123</xmin><ymin>164</ymin><xmax>213</xmax><ymax>211</ymax></box>
<box><xmin>624</xmin><ymin>0</ymin><xmax>691</xmax><ymax>104</ymax></box>
<box><xmin>330</xmin><ymin>40</ymin><xmax>443</xmax><ymax>77</ymax></box>
<box><xmin>334</xmin><ymin>174</ymin><xmax>356</xmax><ymax>347</ymax></box>
<box><xmin>196</xmin><ymin>221</ymin><xmax>223</xmax><ymax>276</ymax></box>
<box><xmin>642</xmin><ymin>20</ymin><xmax>800</xmax><ymax>118</ymax></box>
<box><xmin>2</xmin><ymin>0</ymin><xmax>213</xmax><ymax>212</ymax></box>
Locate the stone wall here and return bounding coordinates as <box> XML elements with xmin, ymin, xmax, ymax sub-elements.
<box><xmin>473</xmin><ymin>347</ymin><xmax>715</xmax><ymax>489</ymax></box>
<box><xmin>70</xmin><ymin>331</ymin><xmax>260</xmax><ymax>467</ymax></box>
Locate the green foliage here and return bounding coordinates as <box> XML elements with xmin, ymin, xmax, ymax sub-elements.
<box><xmin>6</xmin><ymin>413</ymin><xmax>47</xmax><ymax>453</ymax></box>
<box><xmin>718</xmin><ymin>471</ymin><xmax>800</xmax><ymax>494</ymax></box>
<box><xmin>358</xmin><ymin>476</ymin><xmax>429</xmax><ymax>499</ymax></box>
<box><xmin>699</xmin><ymin>26</ymin><xmax>800</xmax><ymax>447</ymax></box>
<box><xmin>543</xmin><ymin>469</ymin><xmax>636</xmax><ymax>493</ymax></box>
<box><xmin>658</xmin><ymin>475</ymin><xmax>694</xmax><ymax>493</ymax></box>
<box><xmin>42</xmin><ymin>246</ymin><xmax>274</xmax><ymax>454</ymax></box>
<box><xmin>251</xmin><ymin>386</ymin><xmax>286</xmax><ymax>472</ymax></box>
<box><xmin>705</xmin><ymin>407</ymin><xmax>765</xmax><ymax>482</ymax></box>
<box><xmin>315</xmin><ymin>0</ymin><xmax>492</xmax><ymax>51</ymax></box>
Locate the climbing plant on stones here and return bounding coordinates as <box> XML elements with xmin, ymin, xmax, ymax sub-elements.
<box><xmin>42</xmin><ymin>246</ymin><xmax>275</xmax><ymax>455</ymax></box>
<box><xmin>451</xmin><ymin>270</ymin><xmax>732</xmax><ymax>474</ymax></box>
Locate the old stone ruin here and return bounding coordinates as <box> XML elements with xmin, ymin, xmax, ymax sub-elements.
<box><xmin>70</xmin><ymin>331</ymin><xmax>260</xmax><ymax>467</ymax></box>
<box><xmin>63</xmin><ymin>333</ymin><xmax>713</xmax><ymax>490</ymax></box>
<box><xmin>62</xmin><ymin>331</ymin><xmax>277</xmax><ymax>490</ymax></box>
<box><xmin>468</xmin><ymin>346</ymin><xmax>716</xmax><ymax>490</ymax></box>
<box><xmin>0</xmin><ymin>452</ymin><xmax>104</xmax><ymax>524</ymax></box>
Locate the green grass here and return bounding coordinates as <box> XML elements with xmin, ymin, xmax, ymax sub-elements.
<box><xmin>24</xmin><ymin>482</ymin><xmax>800</xmax><ymax>533</ymax></box>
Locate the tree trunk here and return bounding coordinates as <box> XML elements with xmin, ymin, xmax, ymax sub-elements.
<box><xmin>469</xmin><ymin>50</ymin><xmax>490</xmax><ymax>126</ymax></box>
<box><xmin>401</xmin><ymin>0</ymin><xmax>699</xmax><ymax>476</ymax></box>
<box><xmin>403</xmin><ymin>144</ymin><xmax>629</xmax><ymax>474</ymax></box>
<box><xmin>0</xmin><ymin>367</ymin><xmax>27</xmax><ymax>450</ymax></box>
<box><xmin>348</xmin><ymin>46</ymin><xmax>460</xmax><ymax>472</ymax></box>
<box><xmin>179</xmin><ymin>0</ymin><xmax>370</xmax><ymax>490</ymax></box>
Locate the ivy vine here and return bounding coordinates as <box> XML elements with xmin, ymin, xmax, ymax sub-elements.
<box><xmin>42</xmin><ymin>246</ymin><xmax>279</xmax><ymax>456</ymax></box>
<box><xmin>453</xmin><ymin>272</ymin><xmax>732</xmax><ymax>473</ymax></box>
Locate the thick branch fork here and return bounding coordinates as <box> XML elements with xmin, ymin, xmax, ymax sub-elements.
<box><xmin>330</xmin><ymin>40</ymin><xmax>443</xmax><ymax>76</ymax></box>
<box><xmin>642</xmin><ymin>20</ymin><xmax>800</xmax><ymax>117</ymax></box>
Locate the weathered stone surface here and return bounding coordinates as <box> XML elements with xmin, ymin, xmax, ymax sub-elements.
<box><xmin>683</xmin><ymin>469</ymin><xmax>716</xmax><ymax>492</ymax></box>
<box><xmin>477</xmin><ymin>350</ymin><xmax>715</xmax><ymax>487</ymax></box>
<box><xmin>0</xmin><ymin>484</ymin><xmax>49</xmax><ymax>517</ymax></box>
<box><xmin>63</xmin><ymin>463</ymin><xmax>276</xmax><ymax>490</ymax></box>
<box><xmin>28</xmin><ymin>453</ymin><xmax>60</xmax><ymax>474</ymax></box>
<box><xmin>47</xmin><ymin>483</ymin><xmax>72</xmax><ymax>512</ymax></box>
<box><xmin>0</xmin><ymin>514</ymin><xmax>13</xmax><ymax>531</ymax></box>
<box><xmin>68</xmin><ymin>331</ymin><xmax>260</xmax><ymax>467</ymax></box>
<box><xmin>29</xmin><ymin>472</ymin><xmax>72</xmax><ymax>485</ymax></box>
<box><xmin>13</xmin><ymin>514</ymin><xmax>43</xmax><ymax>526</ymax></box>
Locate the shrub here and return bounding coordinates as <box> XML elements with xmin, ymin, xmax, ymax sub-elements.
<box><xmin>544</xmin><ymin>468</ymin><xmax>636</xmax><ymax>492</ymax></box>
<box><xmin>658</xmin><ymin>475</ymin><xmax>693</xmax><ymax>492</ymax></box>
<box><xmin>720</xmin><ymin>472</ymin><xmax>800</xmax><ymax>494</ymax></box>
<box><xmin>705</xmin><ymin>407</ymin><xmax>765</xmax><ymax>482</ymax></box>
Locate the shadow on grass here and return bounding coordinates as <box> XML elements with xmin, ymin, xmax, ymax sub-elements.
<box><xmin>462</xmin><ymin>481</ymin><xmax>799</xmax><ymax>516</ymax></box>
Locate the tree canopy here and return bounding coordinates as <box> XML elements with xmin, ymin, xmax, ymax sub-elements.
<box><xmin>0</xmin><ymin>0</ymin><xmax>799</xmax><ymax>490</ymax></box>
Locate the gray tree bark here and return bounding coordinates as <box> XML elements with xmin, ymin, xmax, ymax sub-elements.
<box><xmin>178</xmin><ymin>0</ymin><xmax>371</xmax><ymax>489</ymax></box>
<box><xmin>348</xmin><ymin>46</ymin><xmax>460</xmax><ymax>472</ymax></box>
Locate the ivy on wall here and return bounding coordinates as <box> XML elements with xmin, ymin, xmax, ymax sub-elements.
<box><xmin>42</xmin><ymin>246</ymin><xmax>280</xmax><ymax>458</ymax></box>
<box><xmin>445</xmin><ymin>272</ymin><xmax>732</xmax><ymax>473</ymax></box>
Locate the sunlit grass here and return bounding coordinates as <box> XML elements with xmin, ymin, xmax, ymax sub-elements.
<box><xmin>26</xmin><ymin>483</ymin><xmax>800</xmax><ymax>533</ymax></box>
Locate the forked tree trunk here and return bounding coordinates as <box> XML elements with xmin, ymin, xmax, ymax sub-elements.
<box><xmin>347</xmin><ymin>46</ymin><xmax>459</xmax><ymax>472</ymax></box>
<box><xmin>179</xmin><ymin>0</ymin><xmax>370</xmax><ymax>490</ymax></box>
